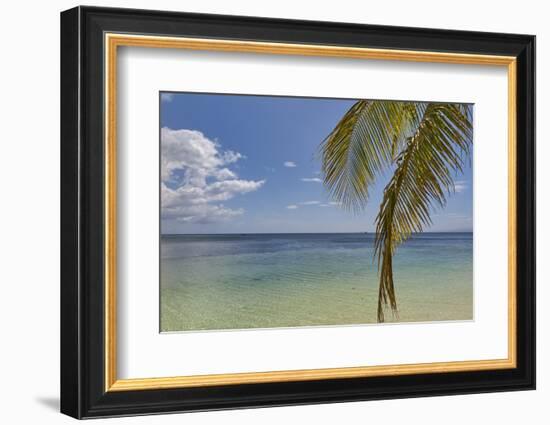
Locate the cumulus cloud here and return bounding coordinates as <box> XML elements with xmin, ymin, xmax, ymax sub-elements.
<box><xmin>454</xmin><ymin>180</ymin><xmax>468</xmax><ymax>193</ymax></box>
<box><xmin>284</xmin><ymin>161</ymin><xmax>297</xmax><ymax>168</ymax></box>
<box><xmin>161</xmin><ymin>128</ymin><xmax>264</xmax><ymax>224</ymax></box>
<box><xmin>301</xmin><ymin>177</ymin><xmax>322</xmax><ymax>183</ymax></box>
<box><xmin>286</xmin><ymin>205</ymin><xmax>298</xmax><ymax>210</ymax></box>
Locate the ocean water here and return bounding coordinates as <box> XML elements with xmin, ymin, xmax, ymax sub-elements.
<box><xmin>160</xmin><ymin>233</ymin><xmax>473</xmax><ymax>332</ymax></box>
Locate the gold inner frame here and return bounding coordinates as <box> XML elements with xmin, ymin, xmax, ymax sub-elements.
<box><xmin>104</xmin><ymin>33</ymin><xmax>517</xmax><ymax>392</ymax></box>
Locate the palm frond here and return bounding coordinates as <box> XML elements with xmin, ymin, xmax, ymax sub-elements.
<box><xmin>321</xmin><ymin>100</ymin><xmax>420</xmax><ymax>212</ymax></box>
<box><xmin>373</xmin><ymin>103</ymin><xmax>473</xmax><ymax>321</ymax></box>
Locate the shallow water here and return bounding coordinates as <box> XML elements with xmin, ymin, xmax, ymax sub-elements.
<box><xmin>160</xmin><ymin>233</ymin><xmax>473</xmax><ymax>332</ymax></box>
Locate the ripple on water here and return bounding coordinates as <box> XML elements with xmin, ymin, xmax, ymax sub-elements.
<box><xmin>160</xmin><ymin>234</ymin><xmax>473</xmax><ymax>331</ymax></box>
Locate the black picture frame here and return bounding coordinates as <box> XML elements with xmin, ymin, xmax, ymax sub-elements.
<box><xmin>61</xmin><ymin>5</ymin><xmax>535</xmax><ymax>419</ymax></box>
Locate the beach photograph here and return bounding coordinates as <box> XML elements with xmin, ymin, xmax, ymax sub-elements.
<box><xmin>160</xmin><ymin>92</ymin><xmax>473</xmax><ymax>332</ymax></box>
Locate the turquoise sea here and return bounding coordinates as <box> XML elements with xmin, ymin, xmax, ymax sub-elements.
<box><xmin>160</xmin><ymin>233</ymin><xmax>473</xmax><ymax>332</ymax></box>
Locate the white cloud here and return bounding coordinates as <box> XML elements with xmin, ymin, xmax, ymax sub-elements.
<box><xmin>318</xmin><ymin>201</ymin><xmax>341</xmax><ymax>207</ymax></box>
<box><xmin>162</xmin><ymin>202</ymin><xmax>244</xmax><ymax>224</ymax></box>
<box><xmin>284</xmin><ymin>161</ymin><xmax>297</xmax><ymax>168</ymax></box>
<box><xmin>214</xmin><ymin>168</ymin><xmax>237</xmax><ymax>180</ymax></box>
<box><xmin>161</xmin><ymin>127</ymin><xmax>264</xmax><ymax>224</ymax></box>
<box><xmin>301</xmin><ymin>177</ymin><xmax>322</xmax><ymax>183</ymax></box>
<box><xmin>161</xmin><ymin>93</ymin><xmax>174</xmax><ymax>102</ymax></box>
<box><xmin>454</xmin><ymin>180</ymin><xmax>468</xmax><ymax>193</ymax></box>
<box><xmin>286</xmin><ymin>201</ymin><xmax>320</xmax><ymax>209</ymax></box>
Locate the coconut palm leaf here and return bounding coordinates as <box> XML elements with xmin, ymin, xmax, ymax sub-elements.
<box><xmin>374</xmin><ymin>103</ymin><xmax>472</xmax><ymax>321</ymax></box>
<box><xmin>321</xmin><ymin>100</ymin><xmax>421</xmax><ymax>211</ymax></box>
<box><xmin>321</xmin><ymin>100</ymin><xmax>473</xmax><ymax>322</ymax></box>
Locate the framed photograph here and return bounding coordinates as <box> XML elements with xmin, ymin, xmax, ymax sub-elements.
<box><xmin>60</xmin><ymin>6</ymin><xmax>535</xmax><ymax>419</ymax></box>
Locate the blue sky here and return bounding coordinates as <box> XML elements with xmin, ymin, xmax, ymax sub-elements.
<box><xmin>160</xmin><ymin>92</ymin><xmax>473</xmax><ymax>234</ymax></box>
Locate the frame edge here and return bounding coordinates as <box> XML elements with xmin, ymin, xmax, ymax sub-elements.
<box><xmin>515</xmin><ymin>34</ymin><xmax>536</xmax><ymax>391</ymax></box>
<box><xmin>60</xmin><ymin>6</ymin><xmax>83</xmax><ymax>420</ymax></box>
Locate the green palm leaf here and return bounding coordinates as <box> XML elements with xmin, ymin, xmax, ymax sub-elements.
<box><xmin>320</xmin><ymin>100</ymin><xmax>473</xmax><ymax>322</ymax></box>
<box><xmin>321</xmin><ymin>100</ymin><xmax>419</xmax><ymax>211</ymax></box>
<box><xmin>374</xmin><ymin>103</ymin><xmax>472</xmax><ymax>321</ymax></box>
